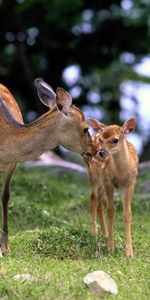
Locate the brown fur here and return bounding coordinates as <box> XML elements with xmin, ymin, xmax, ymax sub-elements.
<box><xmin>0</xmin><ymin>83</ymin><xmax>23</xmax><ymax>123</ymax></box>
<box><xmin>0</xmin><ymin>82</ymin><xmax>96</xmax><ymax>255</ymax></box>
<box><xmin>86</xmin><ymin>118</ymin><xmax>139</xmax><ymax>258</ymax></box>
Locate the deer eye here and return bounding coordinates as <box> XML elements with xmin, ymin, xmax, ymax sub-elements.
<box><xmin>113</xmin><ymin>138</ymin><xmax>119</xmax><ymax>144</ymax></box>
<box><xmin>83</xmin><ymin>127</ymin><xmax>89</xmax><ymax>134</ymax></box>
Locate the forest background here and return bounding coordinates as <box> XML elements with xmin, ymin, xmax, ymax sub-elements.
<box><xmin>0</xmin><ymin>0</ymin><xmax>150</xmax><ymax>160</ymax></box>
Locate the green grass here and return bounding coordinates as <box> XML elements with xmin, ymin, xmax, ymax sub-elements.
<box><xmin>0</xmin><ymin>165</ymin><xmax>150</xmax><ymax>299</ymax></box>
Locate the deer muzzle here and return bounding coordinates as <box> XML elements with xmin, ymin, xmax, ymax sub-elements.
<box><xmin>98</xmin><ymin>149</ymin><xmax>109</xmax><ymax>158</ymax></box>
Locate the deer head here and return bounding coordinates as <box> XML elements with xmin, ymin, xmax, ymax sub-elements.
<box><xmin>88</xmin><ymin>118</ymin><xmax>136</xmax><ymax>158</ymax></box>
<box><xmin>0</xmin><ymin>80</ymin><xmax>96</xmax><ymax>162</ymax></box>
<box><xmin>34</xmin><ymin>79</ymin><xmax>95</xmax><ymax>157</ymax></box>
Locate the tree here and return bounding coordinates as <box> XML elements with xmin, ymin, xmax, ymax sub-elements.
<box><xmin>0</xmin><ymin>0</ymin><xmax>150</xmax><ymax>159</ymax></box>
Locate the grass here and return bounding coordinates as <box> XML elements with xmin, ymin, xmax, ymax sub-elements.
<box><xmin>0</xmin><ymin>164</ymin><xmax>150</xmax><ymax>299</ymax></box>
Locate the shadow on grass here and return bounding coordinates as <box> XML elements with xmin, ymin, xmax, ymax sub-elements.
<box><xmin>32</xmin><ymin>226</ymin><xmax>116</xmax><ymax>260</ymax></box>
<box><xmin>4</xmin><ymin>166</ymin><xmax>89</xmax><ymax>232</ymax></box>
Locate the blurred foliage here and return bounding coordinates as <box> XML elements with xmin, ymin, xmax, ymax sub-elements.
<box><xmin>0</xmin><ymin>0</ymin><xmax>150</xmax><ymax>155</ymax></box>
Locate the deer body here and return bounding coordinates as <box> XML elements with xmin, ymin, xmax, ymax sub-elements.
<box><xmin>87</xmin><ymin>118</ymin><xmax>138</xmax><ymax>258</ymax></box>
<box><xmin>0</xmin><ymin>79</ymin><xmax>95</xmax><ymax>254</ymax></box>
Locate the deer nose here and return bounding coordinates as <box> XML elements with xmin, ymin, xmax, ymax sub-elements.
<box><xmin>82</xmin><ymin>152</ymin><xmax>92</xmax><ymax>158</ymax></box>
<box><xmin>98</xmin><ymin>149</ymin><xmax>107</xmax><ymax>158</ymax></box>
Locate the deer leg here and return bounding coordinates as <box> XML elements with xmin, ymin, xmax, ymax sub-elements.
<box><xmin>1</xmin><ymin>164</ymin><xmax>16</xmax><ymax>253</ymax></box>
<box><xmin>97</xmin><ymin>188</ymin><xmax>108</xmax><ymax>237</ymax></box>
<box><xmin>90</xmin><ymin>192</ymin><xmax>98</xmax><ymax>237</ymax></box>
<box><xmin>105</xmin><ymin>185</ymin><xmax>115</xmax><ymax>252</ymax></box>
<box><xmin>122</xmin><ymin>185</ymin><xmax>134</xmax><ymax>258</ymax></box>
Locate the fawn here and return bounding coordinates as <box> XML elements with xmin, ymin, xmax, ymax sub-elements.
<box><xmin>0</xmin><ymin>79</ymin><xmax>96</xmax><ymax>255</ymax></box>
<box><xmin>86</xmin><ymin>117</ymin><xmax>138</xmax><ymax>258</ymax></box>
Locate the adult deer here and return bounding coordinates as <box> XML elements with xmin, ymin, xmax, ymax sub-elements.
<box><xmin>86</xmin><ymin>118</ymin><xmax>138</xmax><ymax>258</ymax></box>
<box><xmin>0</xmin><ymin>79</ymin><xmax>95</xmax><ymax>255</ymax></box>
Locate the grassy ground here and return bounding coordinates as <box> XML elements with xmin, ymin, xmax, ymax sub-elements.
<box><xmin>0</xmin><ymin>164</ymin><xmax>150</xmax><ymax>299</ymax></box>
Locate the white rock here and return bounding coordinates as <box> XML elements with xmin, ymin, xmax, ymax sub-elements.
<box><xmin>13</xmin><ymin>273</ymin><xmax>36</xmax><ymax>282</ymax></box>
<box><xmin>84</xmin><ymin>270</ymin><xmax>118</xmax><ymax>295</ymax></box>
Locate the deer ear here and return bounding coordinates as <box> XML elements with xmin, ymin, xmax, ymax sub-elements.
<box><xmin>88</xmin><ymin>118</ymin><xmax>106</xmax><ymax>132</ymax></box>
<box><xmin>56</xmin><ymin>88</ymin><xmax>72</xmax><ymax>114</ymax></box>
<box><xmin>0</xmin><ymin>96</ymin><xmax>22</xmax><ymax>126</ymax></box>
<box><xmin>35</xmin><ymin>78</ymin><xmax>56</xmax><ymax>109</ymax></box>
<box><xmin>122</xmin><ymin>117</ymin><xmax>136</xmax><ymax>134</ymax></box>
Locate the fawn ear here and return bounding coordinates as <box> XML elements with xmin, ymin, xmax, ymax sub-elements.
<box><xmin>88</xmin><ymin>118</ymin><xmax>106</xmax><ymax>132</ymax></box>
<box><xmin>122</xmin><ymin>117</ymin><xmax>136</xmax><ymax>134</ymax></box>
<box><xmin>56</xmin><ymin>88</ymin><xmax>72</xmax><ymax>114</ymax></box>
<box><xmin>35</xmin><ymin>78</ymin><xmax>56</xmax><ymax>108</ymax></box>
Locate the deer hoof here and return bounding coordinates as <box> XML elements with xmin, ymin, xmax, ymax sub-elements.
<box><xmin>126</xmin><ymin>245</ymin><xmax>133</xmax><ymax>258</ymax></box>
<box><xmin>102</xmin><ymin>228</ymin><xmax>108</xmax><ymax>238</ymax></box>
<box><xmin>1</xmin><ymin>243</ymin><xmax>10</xmax><ymax>253</ymax></box>
<box><xmin>107</xmin><ymin>240</ymin><xmax>114</xmax><ymax>252</ymax></box>
<box><xmin>91</xmin><ymin>223</ymin><xmax>98</xmax><ymax>237</ymax></box>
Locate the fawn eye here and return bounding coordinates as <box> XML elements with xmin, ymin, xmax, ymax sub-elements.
<box><xmin>83</xmin><ymin>127</ymin><xmax>89</xmax><ymax>134</ymax></box>
<box><xmin>113</xmin><ymin>138</ymin><xmax>119</xmax><ymax>144</ymax></box>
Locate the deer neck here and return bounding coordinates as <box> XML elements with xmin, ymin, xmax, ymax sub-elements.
<box><xmin>12</xmin><ymin>108</ymin><xmax>64</xmax><ymax>162</ymax></box>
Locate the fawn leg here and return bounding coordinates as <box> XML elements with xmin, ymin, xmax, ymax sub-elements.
<box><xmin>97</xmin><ymin>189</ymin><xmax>108</xmax><ymax>237</ymax></box>
<box><xmin>122</xmin><ymin>185</ymin><xmax>134</xmax><ymax>258</ymax></box>
<box><xmin>105</xmin><ymin>184</ymin><xmax>115</xmax><ymax>252</ymax></box>
<box><xmin>1</xmin><ymin>164</ymin><xmax>16</xmax><ymax>253</ymax></box>
<box><xmin>90</xmin><ymin>192</ymin><xmax>98</xmax><ymax>237</ymax></box>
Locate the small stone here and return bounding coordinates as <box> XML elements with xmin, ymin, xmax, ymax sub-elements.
<box><xmin>84</xmin><ymin>270</ymin><xmax>118</xmax><ymax>295</ymax></box>
<box><xmin>13</xmin><ymin>273</ymin><xmax>36</xmax><ymax>282</ymax></box>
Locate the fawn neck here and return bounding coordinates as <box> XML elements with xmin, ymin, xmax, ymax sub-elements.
<box><xmin>111</xmin><ymin>139</ymin><xmax>130</xmax><ymax>170</ymax></box>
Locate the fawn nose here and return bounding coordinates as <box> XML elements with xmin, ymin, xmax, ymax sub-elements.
<box><xmin>99</xmin><ymin>149</ymin><xmax>107</xmax><ymax>158</ymax></box>
<box><xmin>86</xmin><ymin>152</ymin><xmax>92</xmax><ymax>157</ymax></box>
